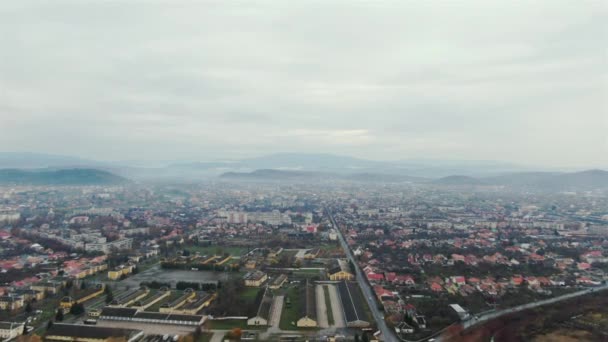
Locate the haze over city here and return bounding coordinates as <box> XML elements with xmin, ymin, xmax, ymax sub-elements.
<box><xmin>1</xmin><ymin>1</ymin><xmax>607</xmax><ymax>168</ymax></box>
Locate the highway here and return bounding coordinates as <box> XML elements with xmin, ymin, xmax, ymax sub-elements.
<box><xmin>326</xmin><ymin>209</ymin><xmax>398</xmax><ymax>342</ymax></box>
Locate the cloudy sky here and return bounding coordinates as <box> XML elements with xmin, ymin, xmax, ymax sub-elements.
<box><xmin>1</xmin><ymin>0</ymin><xmax>606</xmax><ymax>167</ymax></box>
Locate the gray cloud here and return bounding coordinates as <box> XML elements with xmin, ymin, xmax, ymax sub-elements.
<box><xmin>1</xmin><ymin>0</ymin><xmax>606</xmax><ymax>167</ymax></box>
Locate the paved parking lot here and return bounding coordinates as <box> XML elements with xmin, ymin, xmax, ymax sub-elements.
<box><xmin>328</xmin><ymin>284</ymin><xmax>345</xmax><ymax>328</ymax></box>
<box><xmin>121</xmin><ymin>265</ymin><xmax>222</xmax><ymax>288</ymax></box>
<box><xmin>315</xmin><ymin>285</ymin><xmax>329</xmax><ymax>328</ymax></box>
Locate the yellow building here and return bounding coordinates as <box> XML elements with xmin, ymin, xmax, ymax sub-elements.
<box><xmin>158</xmin><ymin>289</ymin><xmax>196</xmax><ymax>313</ymax></box>
<box><xmin>244</xmin><ymin>271</ymin><xmax>268</xmax><ymax>287</ymax></box>
<box><xmin>328</xmin><ymin>259</ymin><xmax>354</xmax><ymax>281</ymax></box>
<box><xmin>0</xmin><ymin>296</ymin><xmax>24</xmax><ymax>311</ymax></box>
<box><xmin>108</xmin><ymin>265</ymin><xmax>134</xmax><ymax>280</ymax></box>
<box><xmin>60</xmin><ymin>284</ymin><xmax>105</xmax><ymax>309</ymax></box>
<box><xmin>169</xmin><ymin>292</ymin><xmax>217</xmax><ymax>315</ymax></box>
<box><xmin>45</xmin><ymin>323</ymin><xmax>143</xmax><ymax>342</ymax></box>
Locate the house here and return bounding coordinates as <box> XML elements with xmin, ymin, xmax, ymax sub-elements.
<box><xmin>394</xmin><ymin>275</ymin><xmax>415</xmax><ymax>286</ymax></box>
<box><xmin>511</xmin><ymin>275</ymin><xmax>524</xmax><ymax>286</ymax></box>
<box><xmin>327</xmin><ymin>259</ymin><xmax>354</xmax><ymax>281</ymax></box>
<box><xmin>577</xmin><ymin>262</ymin><xmax>591</xmax><ymax>271</ymax></box>
<box><xmin>267</xmin><ymin>247</ymin><xmax>283</xmax><ymax>258</ymax></box>
<box><xmin>244</xmin><ymin>271</ymin><xmax>268</xmax><ymax>287</ymax></box>
<box><xmin>430</xmin><ymin>283</ymin><xmax>443</xmax><ymax>292</ymax></box>
<box><xmin>0</xmin><ymin>322</ymin><xmax>24</xmax><ymax>340</ymax></box>
<box><xmin>450</xmin><ymin>276</ymin><xmax>466</xmax><ymax>286</ymax></box>
<box><xmin>304</xmin><ymin>248</ymin><xmax>321</xmax><ymax>260</ymax></box>
<box><xmin>296</xmin><ymin>281</ymin><xmax>317</xmax><ymax>327</ymax></box>
<box><xmin>44</xmin><ymin>323</ymin><xmax>143</xmax><ymax>342</ymax></box>
<box><xmin>0</xmin><ymin>295</ymin><xmax>24</xmax><ymax>311</ymax></box>
<box><xmin>367</xmin><ymin>272</ymin><xmax>385</xmax><ymax>283</ymax></box>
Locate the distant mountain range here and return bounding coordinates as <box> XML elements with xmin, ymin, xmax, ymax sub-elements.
<box><xmin>435</xmin><ymin>170</ymin><xmax>608</xmax><ymax>191</ymax></box>
<box><xmin>222</xmin><ymin>169</ymin><xmax>608</xmax><ymax>191</ymax></box>
<box><xmin>0</xmin><ymin>168</ymin><xmax>129</xmax><ymax>185</ymax></box>
<box><xmin>220</xmin><ymin>169</ymin><xmax>425</xmax><ymax>183</ymax></box>
<box><xmin>1</xmin><ymin>152</ymin><xmax>606</xmax><ymax>190</ymax></box>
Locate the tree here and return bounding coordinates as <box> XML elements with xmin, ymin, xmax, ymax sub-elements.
<box><xmin>55</xmin><ymin>310</ymin><xmax>64</xmax><ymax>322</ymax></box>
<box><xmin>105</xmin><ymin>286</ymin><xmax>114</xmax><ymax>304</ymax></box>
<box><xmin>70</xmin><ymin>303</ymin><xmax>85</xmax><ymax>316</ymax></box>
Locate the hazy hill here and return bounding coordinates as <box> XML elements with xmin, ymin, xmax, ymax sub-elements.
<box><xmin>0</xmin><ymin>168</ymin><xmax>129</xmax><ymax>185</ymax></box>
<box><xmin>434</xmin><ymin>170</ymin><xmax>608</xmax><ymax>191</ymax></box>
<box><xmin>434</xmin><ymin>175</ymin><xmax>482</xmax><ymax>185</ymax></box>
<box><xmin>220</xmin><ymin>169</ymin><xmax>424</xmax><ymax>183</ymax></box>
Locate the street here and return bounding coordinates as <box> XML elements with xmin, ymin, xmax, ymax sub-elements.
<box><xmin>327</xmin><ymin>209</ymin><xmax>397</xmax><ymax>342</ymax></box>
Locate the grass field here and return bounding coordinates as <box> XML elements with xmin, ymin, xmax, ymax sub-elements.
<box><xmin>239</xmin><ymin>287</ymin><xmax>262</xmax><ymax>301</ymax></box>
<box><xmin>323</xmin><ymin>285</ymin><xmax>335</xmax><ymax>326</ymax></box>
<box><xmin>207</xmin><ymin>319</ymin><xmax>248</xmax><ymax>330</ymax></box>
<box><xmin>279</xmin><ymin>286</ymin><xmax>300</xmax><ymax>330</ymax></box>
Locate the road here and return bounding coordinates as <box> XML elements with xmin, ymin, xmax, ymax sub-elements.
<box><xmin>327</xmin><ymin>209</ymin><xmax>397</xmax><ymax>342</ymax></box>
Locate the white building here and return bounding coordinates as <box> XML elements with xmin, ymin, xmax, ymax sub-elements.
<box><xmin>0</xmin><ymin>322</ymin><xmax>24</xmax><ymax>340</ymax></box>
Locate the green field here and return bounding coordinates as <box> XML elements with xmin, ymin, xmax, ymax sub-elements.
<box><xmin>239</xmin><ymin>287</ymin><xmax>262</xmax><ymax>301</ymax></box>
<box><xmin>279</xmin><ymin>286</ymin><xmax>301</xmax><ymax>330</ymax></box>
<box><xmin>206</xmin><ymin>319</ymin><xmax>248</xmax><ymax>330</ymax></box>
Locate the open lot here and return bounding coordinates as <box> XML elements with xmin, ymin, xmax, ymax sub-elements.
<box><xmin>121</xmin><ymin>264</ymin><xmax>223</xmax><ymax>288</ymax></box>
<box><xmin>186</xmin><ymin>245</ymin><xmax>248</xmax><ymax>257</ymax></box>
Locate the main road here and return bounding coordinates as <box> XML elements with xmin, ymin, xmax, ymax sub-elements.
<box><xmin>326</xmin><ymin>209</ymin><xmax>398</xmax><ymax>342</ymax></box>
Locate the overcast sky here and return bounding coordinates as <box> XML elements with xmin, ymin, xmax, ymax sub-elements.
<box><xmin>1</xmin><ymin>1</ymin><xmax>606</xmax><ymax>167</ymax></box>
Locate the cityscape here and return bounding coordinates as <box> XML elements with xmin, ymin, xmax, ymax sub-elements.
<box><xmin>0</xmin><ymin>169</ymin><xmax>607</xmax><ymax>341</ymax></box>
<box><xmin>1</xmin><ymin>1</ymin><xmax>607</xmax><ymax>341</ymax></box>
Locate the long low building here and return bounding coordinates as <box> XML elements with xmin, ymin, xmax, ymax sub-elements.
<box><xmin>170</xmin><ymin>292</ymin><xmax>217</xmax><ymax>315</ymax></box>
<box><xmin>131</xmin><ymin>288</ymin><xmax>171</xmax><ymax>310</ymax></box>
<box><xmin>110</xmin><ymin>287</ymin><xmax>149</xmax><ymax>307</ymax></box>
<box><xmin>159</xmin><ymin>289</ymin><xmax>196</xmax><ymax>313</ymax></box>
<box><xmin>45</xmin><ymin>323</ymin><xmax>143</xmax><ymax>342</ymax></box>
<box><xmin>337</xmin><ymin>281</ymin><xmax>370</xmax><ymax>328</ymax></box>
<box><xmin>297</xmin><ymin>280</ymin><xmax>317</xmax><ymax>328</ymax></box>
<box><xmin>99</xmin><ymin>307</ymin><xmax>205</xmax><ymax>326</ymax></box>
<box><xmin>247</xmin><ymin>288</ymin><xmax>273</xmax><ymax>326</ymax></box>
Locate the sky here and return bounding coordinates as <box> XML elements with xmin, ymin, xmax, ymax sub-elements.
<box><xmin>1</xmin><ymin>0</ymin><xmax>607</xmax><ymax>168</ymax></box>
